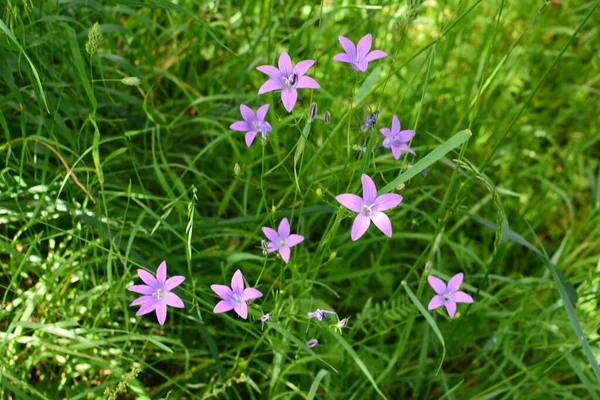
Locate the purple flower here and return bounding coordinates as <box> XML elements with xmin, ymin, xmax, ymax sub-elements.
<box><xmin>307</xmin><ymin>339</ymin><xmax>319</xmax><ymax>349</ymax></box>
<box><xmin>333</xmin><ymin>34</ymin><xmax>387</xmax><ymax>72</ymax></box>
<box><xmin>127</xmin><ymin>261</ymin><xmax>185</xmax><ymax>326</ymax></box>
<box><xmin>380</xmin><ymin>115</ymin><xmax>415</xmax><ymax>160</ymax></box>
<box><xmin>261</xmin><ymin>313</ymin><xmax>270</xmax><ymax>322</ymax></box>
<box><xmin>337</xmin><ymin>317</ymin><xmax>350</xmax><ymax>328</ymax></box>
<box><xmin>211</xmin><ymin>269</ymin><xmax>263</xmax><ymax>319</ymax></box>
<box><xmin>308</xmin><ymin>309</ymin><xmax>336</xmax><ymax>321</ymax></box>
<box><xmin>427</xmin><ymin>273</ymin><xmax>474</xmax><ymax>319</ymax></box>
<box><xmin>262</xmin><ymin>218</ymin><xmax>304</xmax><ymax>263</ymax></box>
<box><xmin>257</xmin><ymin>52</ymin><xmax>320</xmax><ymax>113</ymax></box>
<box><xmin>230</xmin><ymin>104</ymin><xmax>272</xmax><ymax>147</ymax></box>
<box><xmin>336</xmin><ymin>174</ymin><xmax>403</xmax><ymax>241</ymax></box>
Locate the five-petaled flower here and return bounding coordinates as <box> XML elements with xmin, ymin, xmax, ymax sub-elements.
<box><xmin>257</xmin><ymin>52</ymin><xmax>320</xmax><ymax>112</ymax></box>
<box><xmin>230</xmin><ymin>104</ymin><xmax>273</xmax><ymax>147</ymax></box>
<box><xmin>127</xmin><ymin>261</ymin><xmax>185</xmax><ymax>326</ymax></box>
<box><xmin>333</xmin><ymin>34</ymin><xmax>387</xmax><ymax>72</ymax></box>
<box><xmin>336</xmin><ymin>174</ymin><xmax>403</xmax><ymax>241</ymax></box>
<box><xmin>308</xmin><ymin>308</ymin><xmax>336</xmax><ymax>321</ymax></box>
<box><xmin>212</xmin><ymin>269</ymin><xmax>263</xmax><ymax>319</ymax></box>
<box><xmin>380</xmin><ymin>115</ymin><xmax>415</xmax><ymax>160</ymax></box>
<box><xmin>427</xmin><ymin>273</ymin><xmax>474</xmax><ymax>319</ymax></box>
<box><xmin>262</xmin><ymin>218</ymin><xmax>304</xmax><ymax>263</ymax></box>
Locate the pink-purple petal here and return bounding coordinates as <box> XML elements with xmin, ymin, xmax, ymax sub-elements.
<box><xmin>155</xmin><ymin>303</ymin><xmax>167</xmax><ymax>325</ymax></box>
<box><xmin>243</xmin><ymin>288</ymin><xmax>263</xmax><ymax>301</ymax></box>
<box><xmin>231</xmin><ymin>269</ymin><xmax>244</xmax><ymax>294</ymax></box>
<box><xmin>354</xmin><ymin>61</ymin><xmax>369</xmax><ymax>72</ymax></box>
<box><xmin>447</xmin><ymin>272</ymin><xmax>464</xmax><ymax>292</ymax></box>
<box><xmin>365</xmin><ymin>50</ymin><xmax>387</xmax><ymax>62</ymax></box>
<box><xmin>361</xmin><ymin>174</ymin><xmax>377</xmax><ymax>204</ymax></box>
<box><xmin>137</xmin><ymin>269</ymin><xmax>158</xmax><ymax>287</ymax></box>
<box><xmin>262</xmin><ymin>227</ymin><xmax>280</xmax><ymax>242</ymax></box>
<box><xmin>293</xmin><ymin>60</ymin><xmax>315</xmax><ymax>76</ymax></box>
<box><xmin>164</xmin><ymin>275</ymin><xmax>185</xmax><ymax>291</ymax></box>
<box><xmin>258</xmin><ymin>79</ymin><xmax>282</xmax><ymax>94</ymax></box>
<box><xmin>371</xmin><ymin>211</ymin><xmax>392</xmax><ymax>237</ymax></box>
<box><xmin>211</xmin><ymin>284</ymin><xmax>233</xmax><ymax>300</ymax></box>
<box><xmin>127</xmin><ymin>284</ymin><xmax>154</xmax><ymax>295</ymax></box>
<box><xmin>338</xmin><ymin>36</ymin><xmax>356</xmax><ymax>58</ymax></box>
<box><xmin>279</xmin><ymin>247</ymin><xmax>291</xmax><ymax>263</ymax></box>
<box><xmin>296</xmin><ymin>76</ymin><xmax>320</xmax><ymax>89</ymax></box>
<box><xmin>392</xmin><ymin>115</ymin><xmax>401</xmax><ymax>133</ymax></box>
<box><xmin>397</xmin><ymin>129</ymin><xmax>415</xmax><ymax>142</ymax></box>
<box><xmin>230</xmin><ymin>120</ymin><xmax>250</xmax><ymax>132</ymax></box>
<box><xmin>351</xmin><ymin>214</ymin><xmax>371</xmax><ymax>241</ymax></box>
<box><xmin>156</xmin><ymin>261</ymin><xmax>167</xmax><ymax>284</ymax></box>
<box><xmin>166</xmin><ymin>292</ymin><xmax>185</xmax><ymax>308</ymax></box>
<box><xmin>130</xmin><ymin>295</ymin><xmax>152</xmax><ymax>307</ymax></box>
<box><xmin>278</xmin><ymin>52</ymin><xmax>293</xmax><ymax>76</ymax></box>
<box><xmin>245</xmin><ymin>131</ymin><xmax>259</xmax><ymax>147</ymax></box>
<box><xmin>278</xmin><ymin>218</ymin><xmax>290</xmax><ymax>238</ymax></box>
<box><xmin>427</xmin><ymin>276</ymin><xmax>447</xmax><ymax>295</ymax></box>
<box><xmin>240</xmin><ymin>104</ymin><xmax>255</xmax><ymax>122</ymax></box>
<box><xmin>256</xmin><ymin>104</ymin><xmax>270</xmax><ymax>121</ymax></box>
<box><xmin>256</xmin><ymin>65</ymin><xmax>281</xmax><ymax>79</ymax></box>
<box><xmin>380</xmin><ymin>127</ymin><xmax>391</xmax><ymax>137</ymax></box>
<box><xmin>391</xmin><ymin>145</ymin><xmax>402</xmax><ymax>160</ymax></box>
<box><xmin>333</xmin><ymin>53</ymin><xmax>352</xmax><ymax>63</ymax></box>
<box><xmin>281</xmin><ymin>89</ymin><xmax>298</xmax><ymax>112</ymax></box>
<box><xmin>286</xmin><ymin>234</ymin><xmax>304</xmax><ymax>247</ymax></box>
<box><xmin>454</xmin><ymin>291</ymin><xmax>474</xmax><ymax>303</ymax></box>
<box><xmin>336</xmin><ymin>193</ymin><xmax>363</xmax><ymax>213</ymax></box>
<box><xmin>373</xmin><ymin>193</ymin><xmax>403</xmax><ymax>212</ymax></box>
<box><xmin>445</xmin><ymin>302</ymin><xmax>457</xmax><ymax>319</ymax></box>
<box><xmin>136</xmin><ymin>300</ymin><xmax>159</xmax><ymax>316</ymax></box>
<box><xmin>234</xmin><ymin>302</ymin><xmax>248</xmax><ymax>319</ymax></box>
<box><xmin>428</xmin><ymin>294</ymin><xmax>444</xmax><ymax>310</ymax></box>
<box><xmin>213</xmin><ymin>300</ymin><xmax>234</xmax><ymax>313</ymax></box>
<box><xmin>357</xmin><ymin>34</ymin><xmax>372</xmax><ymax>57</ymax></box>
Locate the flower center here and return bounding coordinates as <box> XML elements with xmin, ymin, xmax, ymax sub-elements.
<box><xmin>232</xmin><ymin>292</ymin><xmax>244</xmax><ymax>306</ymax></box>
<box><xmin>153</xmin><ymin>288</ymin><xmax>168</xmax><ymax>301</ymax></box>
<box><xmin>278</xmin><ymin>237</ymin><xmax>287</xmax><ymax>249</ymax></box>
<box><xmin>443</xmin><ymin>293</ymin><xmax>452</xmax><ymax>302</ymax></box>
<box><xmin>354</xmin><ymin>52</ymin><xmax>362</xmax><ymax>63</ymax></box>
<box><xmin>362</xmin><ymin>204</ymin><xmax>373</xmax><ymax>216</ymax></box>
<box><xmin>391</xmin><ymin>134</ymin><xmax>403</xmax><ymax>148</ymax></box>
<box><xmin>282</xmin><ymin>73</ymin><xmax>298</xmax><ymax>90</ymax></box>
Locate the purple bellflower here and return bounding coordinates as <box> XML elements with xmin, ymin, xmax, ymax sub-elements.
<box><xmin>333</xmin><ymin>34</ymin><xmax>387</xmax><ymax>72</ymax></box>
<box><xmin>212</xmin><ymin>269</ymin><xmax>263</xmax><ymax>319</ymax></box>
<box><xmin>257</xmin><ymin>52</ymin><xmax>320</xmax><ymax>113</ymax></box>
<box><xmin>308</xmin><ymin>309</ymin><xmax>336</xmax><ymax>321</ymax></box>
<box><xmin>427</xmin><ymin>272</ymin><xmax>474</xmax><ymax>319</ymax></box>
<box><xmin>380</xmin><ymin>115</ymin><xmax>415</xmax><ymax>160</ymax></box>
<box><xmin>336</xmin><ymin>174</ymin><xmax>403</xmax><ymax>241</ymax></box>
<box><xmin>230</xmin><ymin>104</ymin><xmax>272</xmax><ymax>147</ymax></box>
<box><xmin>127</xmin><ymin>261</ymin><xmax>185</xmax><ymax>326</ymax></box>
<box><xmin>307</xmin><ymin>339</ymin><xmax>319</xmax><ymax>349</ymax></box>
<box><xmin>262</xmin><ymin>218</ymin><xmax>304</xmax><ymax>263</ymax></box>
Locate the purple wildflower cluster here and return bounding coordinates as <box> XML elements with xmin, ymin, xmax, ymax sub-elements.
<box><xmin>126</xmin><ymin>33</ymin><xmax>474</xmax><ymax>341</ymax></box>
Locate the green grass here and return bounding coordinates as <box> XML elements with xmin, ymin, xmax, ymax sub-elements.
<box><xmin>1</xmin><ymin>0</ymin><xmax>600</xmax><ymax>399</ymax></box>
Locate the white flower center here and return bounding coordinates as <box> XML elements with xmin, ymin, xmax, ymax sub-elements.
<box><xmin>443</xmin><ymin>293</ymin><xmax>452</xmax><ymax>302</ymax></box>
<box><xmin>153</xmin><ymin>288</ymin><xmax>168</xmax><ymax>301</ymax></box>
<box><xmin>354</xmin><ymin>52</ymin><xmax>361</xmax><ymax>63</ymax></box>
<box><xmin>282</xmin><ymin>73</ymin><xmax>297</xmax><ymax>91</ymax></box>
<box><xmin>362</xmin><ymin>204</ymin><xmax>373</xmax><ymax>217</ymax></box>
<box><xmin>278</xmin><ymin>237</ymin><xmax>287</xmax><ymax>248</ymax></box>
<box><xmin>232</xmin><ymin>292</ymin><xmax>244</xmax><ymax>306</ymax></box>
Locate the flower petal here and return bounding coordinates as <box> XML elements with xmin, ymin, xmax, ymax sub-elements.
<box><xmin>243</xmin><ymin>288</ymin><xmax>263</xmax><ymax>301</ymax></box>
<box><xmin>454</xmin><ymin>291</ymin><xmax>474</xmax><ymax>304</ymax></box>
<box><xmin>278</xmin><ymin>218</ymin><xmax>290</xmax><ymax>238</ymax></box>
<box><xmin>296</xmin><ymin>76</ymin><xmax>320</xmax><ymax>89</ymax></box>
<box><xmin>392</xmin><ymin>115</ymin><xmax>400</xmax><ymax>133</ymax></box>
<box><xmin>279</xmin><ymin>247</ymin><xmax>290</xmax><ymax>263</ymax></box>
<box><xmin>213</xmin><ymin>300</ymin><xmax>234</xmax><ymax>313</ymax></box>
<box><xmin>354</xmin><ymin>61</ymin><xmax>369</xmax><ymax>72</ymax></box>
<box><xmin>333</xmin><ymin>53</ymin><xmax>352</xmax><ymax>63</ymax></box>
<box><xmin>234</xmin><ymin>302</ymin><xmax>248</xmax><ymax>319</ymax></box>
<box><xmin>267</xmin><ymin>242</ymin><xmax>278</xmax><ymax>253</ymax></box>
<box><xmin>211</xmin><ymin>284</ymin><xmax>233</xmax><ymax>300</ymax></box>
<box><xmin>256</xmin><ymin>104</ymin><xmax>270</xmax><ymax>121</ymax></box>
<box><xmin>445</xmin><ymin>302</ymin><xmax>457</xmax><ymax>319</ymax></box>
<box><xmin>391</xmin><ymin>145</ymin><xmax>401</xmax><ymax>160</ymax></box>
<box><xmin>380</xmin><ymin>127</ymin><xmax>391</xmax><ymax>137</ymax></box>
<box><xmin>130</xmin><ymin>295</ymin><xmax>152</xmax><ymax>307</ymax></box>
<box><xmin>164</xmin><ymin>275</ymin><xmax>185</xmax><ymax>291</ymax></box>
<box><xmin>281</xmin><ymin>89</ymin><xmax>298</xmax><ymax>112</ymax></box>
<box><xmin>397</xmin><ymin>143</ymin><xmax>416</xmax><ymax>156</ymax></box>
<box><xmin>231</xmin><ymin>269</ymin><xmax>244</xmax><ymax>294</ymax></box>
<box><xmin>293</xmin><ymin>60</ymin><xmax>315</xmax><ymax>76</ymax></box>
<box><xmin>357</xmin><ymin>34</ymin><xmax>372</xmax><ymax>57</ymax></box>
<box><xmin>338</xmin><ymin>36</ymin><xmax>356</xmax><ymax>59</ymax></box>
<box><xmin>447</xmin><ymin>272</ymin><xmax>464</xmax><ymax>292</ymax></box>
<box><xmin>351</xmin><ymin>214</ymin><xmax>371</xmax><ymax>241</ymax></box>
<box><xmin>336</xmin><ymin>193</ymin><xmax>363</xmax><ymax>213</ymax></box>
<box><xmin>428</xmin><ymin>294</ymin><xmax>444</xmax><ymax>310</ymax></box>
<box><xmin>397</xmin><ymin>129</ymin><xmax>415</xmax><ymax>142</ymax></box>
<box><xmin>365</xmin><ymin>50</ymin><xmax>387</xmax><ymax>62</ymax></box>
<box><xmin>258</xmin><ymin>79</ymin><xmax>282</xmax><ymax>94</ymax></box>
<box><xmin>361</xmin><ymin>174</ymin><xmax>377</xmax><ymax>204</ymax></box>
<box><xmin>230</xmin><ymin>120</ymin><xmax>250</xmax><ymax>132</ymax></box>
<box><xmin>371</xmin><ymin>211</ymin><xmax>392</xmax><ymax>237</ymax></box>
<box><xmin>156</xmin><ymin>261</ymin><xmax>167</xmax><ymax>284</ymax></box>
<box><xmin>427</xmin><ymin>276</ymin><xmax>447</xmax><ymax>295</ymax></box>
<box><xmin>245</xmin><ymin>131</ymin><xmax>259</xmax><ymax>147</ymax></box>
<box><xmin>240</xmin><ymin>104</ymin><xmax>255</xmax><ymax>122</ymax></box>
<box><xmin>278</xmin><ymin>52</ymin><xmax>293</xmax><ymax>76</ymax></box>
<box><xmin>262</xmin><ymin>227</ymin><xmax>280</xmax><ymax>242</ymax></box>
<box><xmin>136</xmin><ymin>299</ymin><xmax>159</xmax><ymax>316</ymax></box>
<box><xmin>256</xmin><ymin>65</ymin><xmax>281</xmax><ymax>79</ymax></box>
<box><xmin>166</xmin><ymin>292</ymin><xmax>185</xmax><ymax>308</ymax></box>
<box><xmin>137</xmin><ymin>269</ymin><xmax>157</xmax><ymax>287</ymax></box>
<box><xmin>286</xmin><ymin>234</ymin><xmax>304</xmax><ymax>247</ymax></box>
<box><xmin>155</xmin><ymin>303</ymin><xmax>167</xmax><ymax>325</ymax></box>
<box><xmin>127</xmin><ymin>284</ymin><xmax>154</xmax><ymax>295</ymax></box>
<box><xmin>373</xmin><ymin>193</ymin><xmax>403</xmax><ymax>212</ymax></box>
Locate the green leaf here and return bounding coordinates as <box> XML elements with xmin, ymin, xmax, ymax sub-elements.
<box><xmin>354</xmin><ymin>66</ymin><xmax>381</xmax><ymax>103</ymax></box>
<box><xmin>379</xmin><ymin>129</ymin><xmax>472</xmax><ymax>194</ymax></box>
<box><xmin>307</xmin><ymin>369</ymin><xmax>329</xmax><ymax>400</ymax></box>
<box><xmin>64</xmin><ymin>25</ymin><xmax>97</xmax><ymax>115</ymax></box>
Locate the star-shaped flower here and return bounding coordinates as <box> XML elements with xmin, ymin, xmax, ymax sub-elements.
<box><xmin>127</xmin><ymin>261</ymin><xmax>185</xmax><ymax>326</ymax></box>
<box><xmin>211</xmin><ymin>269</ymin><xmax>263</xmax><ymax>319</ymax></box>
<box><xmin>308</xmin><ymin>308</ymin><xmax>336</xmax><ymax>321</ymax></box>
<box><xmin>336</xmin><ymin>174</ymin><xmax>403</xmax><ymax>241</ymax></box>
<box><xmin>257</xmin><ymin>52</ymin><xmax>320</xmax><ymax>112</ymax></box>
<box><xmin>262</xmin><ymin>218</ymin><xmax>304</xmax><ymax>263</ymax></box>
<box><xmin>333</xmin><ymin>34</ymin><xmax>387</xmax><ymax>72</ymax></box>
<box><xmin>380</xmin><ymin>115</ymin><xmax>415</xmax><ymax>160</ymax></box>
<box><xmin>427</xmin><ymin>273</ymin><xmax>474</xmax><ymax>319</ymax></box>
<box><xmin>230</xmin><ymin>104</ymin><xmax>272</xmax><ymax>147</ymax></box>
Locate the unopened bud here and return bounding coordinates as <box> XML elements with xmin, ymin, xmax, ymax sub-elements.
<box><xmin>310</xmin><ymin>102</ymin><xmax>317</xmax><ymax>121</ymax></box>
<box><xmin>396</xmin><ymin>183</ymin><xmax>405</xmax><ymax>191</ymax></box>
<box><xmin>324</xmin><ymin>111</ymin><xmax>331</xmax><ymax>124</ymax></box>
<box><xmin>121</xmin><ymin>76</ymin><xmax>141</xmax><ymax>86</ymax></box>
<box><xmin>234</xmin><ymin>163</ymin><xmax>241</xmax><ymax>175</ymax></box>
<box><xmin>316</xmin><ymin>188</ymin><xmax>323</xmax><ymax>197</ymax></box>
<box><xmin>425</xmin><ymin>261</ymin><xmax>432</xmax><ymax>273</ymax></box>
